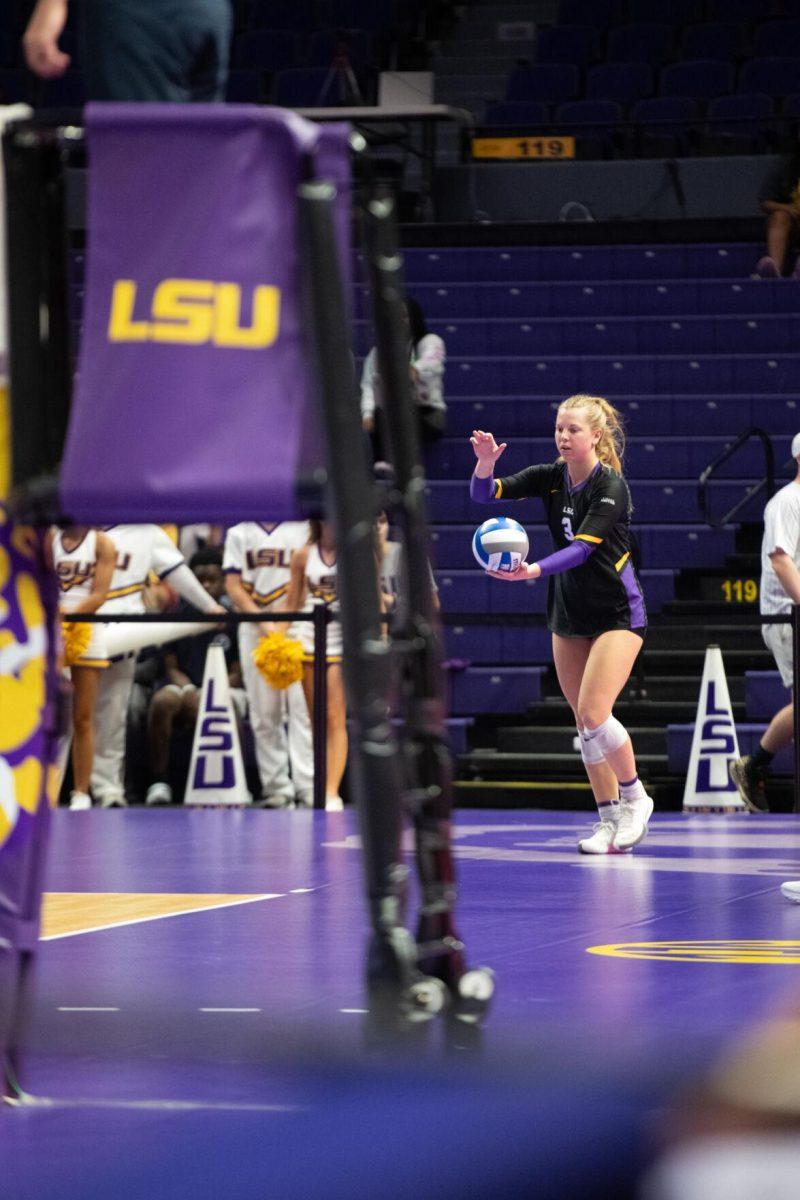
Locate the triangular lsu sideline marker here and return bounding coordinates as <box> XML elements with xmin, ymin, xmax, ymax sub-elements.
<box><xmin>683</xmin><ymin>644</ymin><xmax>744</xmax><ymax>812</ymax></box>
<box><xmin>185</xmin><ymin>642</ymin><xmax>251</xmax><ymax>806</ymax></box>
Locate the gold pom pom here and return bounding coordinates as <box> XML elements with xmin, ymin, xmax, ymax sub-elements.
<box><xmin>62</xmin><ymin>620</ymin><xmax>92</xmax><ymax>666</ymax></box>
<box><xmin>252</xmin><ymin>631</ymin><xmax>305</xmax><ymax>690</ymax></box>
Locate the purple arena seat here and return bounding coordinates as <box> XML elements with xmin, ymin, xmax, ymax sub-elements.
<box><xmin>535</xmin><ymin>25</ymin><xmax>601</xmax><ymax>66</ymax></box>
<box><xmin>557</xmin><ymin>0</ymin><xmax>625</xmax><ymax>26</ymax></box>
<box><xmin>660</xmin><ymin>59</ymin><xmax>734</xmax><ymax>100</ymax></box>
<box><xmin>630</xmin><ymin>95</ymin><xmax>698</xmax><ymax>156</ymax></box>
<box><xmin>704</xmin><ymin>92</ymin><xmax>775</xmax><ymax>153</ymax></box>
<box><xmin>321</xmin><ymin>0</ymin><xmax>396</xmax><ymax>32</ymax></box>
<box><xmin>680</xmin><ymin>22</ymin><xmax>746</xmax><ymax>63</ymax></box>
<box><xmin>754</xmin><ymin>19</ymin><xmax>800</xmax><ymax>59</ymax></box>
<box><xmin>706</xmin><ymin>0</ymin><xmax>772</xmax><ymax>20</ymax></box>
<box><xmin>483</xmin><ymin>101</ymin><xmax>550</xmax><ymax>125</ymax></box>
<box><xmin>248</xmin><ymin>0</ymin><xmax>314</xmax><ymax>31</ymax></box>
<box><xmin>235</xmin><ymin>30</ymin><xmax>301</xmax><ymax>71</ymax></box>
<box><xmin>506</xmin><ymin>63</ymin><xmax>581</xmax><ymax>103</ymax></box>
<box><xmin>783</xmin><ymin>93</ymin><xmax>800</xmax><ymax>121</ymax></box>
<box><xmin>629</xmin><ymin>0</ymin><xmax>703</xmax><ymax>23</ymax></box>
<box><xmin>607</xmin><ymin>24</ymin><xmax>675</xmax><ymax>67</ymax></box>
<box><xmin>738</xmin><ymin>58</ymin><xmax>800</xmax><ymax>99</ymax></box>
<box><xmin>554</xmin><ymin>99</ymin><xmax>622</xmax><ymax>157</ymax></box>
<box><xmin>448</xmin><ymin>666</ymin><xmax>546</xmax><ymax>716</ymax></box>
<box><xmin>586</xmin><ymin>61</ymin><xmax>655</xmax><ymax>104</ymax></box>
<box><xmin>745</xmin><ymin>672</ymin><xmax>787</xmax><ymax>720</ymax></box>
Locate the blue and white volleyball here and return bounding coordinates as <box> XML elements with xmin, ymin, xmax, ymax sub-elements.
<box><xmin>472</xmin><ymin>517</ymin><xmax>529</xmax><ymax>573</ymax></box>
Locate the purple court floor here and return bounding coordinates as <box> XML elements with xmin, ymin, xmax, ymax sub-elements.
<box><xmin>4</xmin><ymin>808</ymin><xmax>800</xmax><ymax>1199</ymax></box>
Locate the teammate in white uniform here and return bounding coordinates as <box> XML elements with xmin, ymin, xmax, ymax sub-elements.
<box><xmin>50</xmin><ymin>526</ymin><xmax>116</xmax><ymax>809</ymax></box>
<box><xmin>729</xmin><ymin>434</ymin><xmax>800</xmax><ymax>903</ymax></box>
<box><xmin>224</xmin><ymin>521</ymin><xmax>313</xmax><ymax>807</ymax></box>
<box><xmin>91</xmin><ymin>524</ymin><xmax>225</xmax><ymax>807</ymax></box>
<box><xmin>283</xmin><ymin>520</ymin><xmax>346</xmax><ymax>810</ymax></box>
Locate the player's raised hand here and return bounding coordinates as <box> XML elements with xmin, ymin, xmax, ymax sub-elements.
<box><xmin>470</xmin><ymin>430</ymin><xmax>507</xmax><ymax>469</ymax></box>
<box><xmin>486</xmin><ymin>561</ymin><xmax>536</xmax><ymax>582</ymax></box>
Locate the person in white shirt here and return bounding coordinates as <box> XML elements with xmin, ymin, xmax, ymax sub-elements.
<box><xmin>91</xmin><ymin>524</ymin><xmax>225</xmax><ymax>807</ymax></box>
<box><xmin>223</xmin><ymin>521</ymin><xmax>313</xmax><ymax>807</ymax></box>
<box><xmin>282</xmin><ymin>520</ymin><xmax>346</xmax><ymax>811</ymax></box>
<box><xmin>728</xmin><ymin>434</ymin><xmax>800</xmax><ymax>903</ymax></box>
<box><xmin>360</xmin><ymin>297</ymin><xmax>446</xmax><ymax>464</ymax></box>
<box><xmin>50</xmin><ymin>525</ymin><xmax>116</xmax><ymax>810</ymax></box>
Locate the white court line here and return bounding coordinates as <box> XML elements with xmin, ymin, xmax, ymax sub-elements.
<box><xmin>41</xmin><ymin>893</ymin><xmax>285</xmax><ymax>941</ymax></box>
<box><xmin>198</xmin><ymin>1007</ymin><xmax>261</xmax><ymax>1013</ymax></box>
<box><xmin>57</xmin><ymin>1007</ymin><xmax>120</xmax><ymax>1013</ymax></box>
<box><xmin>4</xmin><ymin>1095</ymin><xmax>305</xmax><ymax>1113</ymax></box>
<box><xmin>339</xmin><ymin>1008</ymin><xmax>368</xmax><ymax>1014</ymax></box>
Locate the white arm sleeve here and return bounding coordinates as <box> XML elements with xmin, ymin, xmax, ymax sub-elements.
<box><xmin>150</xmin><ymin>526</ymin><xmax>185</xmax><ymax>577</ymax></box>
<box><xmin>360</xmin><ymin>348</ymin><xmax>377</xmax><ymax>419</ymax></box>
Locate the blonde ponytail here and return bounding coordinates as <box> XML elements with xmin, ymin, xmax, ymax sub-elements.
<box><xmin>558</xmin><ymin>394</ymin><xmax>625</xmax><ymax>474</ymax></box>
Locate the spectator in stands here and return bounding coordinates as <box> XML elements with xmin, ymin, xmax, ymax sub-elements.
<box><xmin>145</xmin><ymin>547</ymin><xmax>243</xmax><ymax>806</ymax></box>
<box><xmin>282</xmin><ymin>520</ymin><xmax>347</xmax><ymax>812</ymax></box>
<box><xmin>469</xmin><ymin>395</ymin><xmax>653</xmax><ymax>856</ymax></box>
<box><xmin>754</xmin><ymin>128</ymin><xmax>800</xmax><ymax>279</ymax></box>
<box><xmin>224</xmin><ymin>520</ymin><xmax>313</xmax><ymax>808</ymax></box>
<box><xmin>730</xmin><ymin>433</ymin><xmax>800</xmax><ymax>831</ymax></box>
<box><xmin>361</xmin><ymin>297</ymin><xmax>446</xmax><ymax>466</ymax></box>
<box><xmin>23</xmin><ymin>0</ymin><xmax>231</xmax><ymax>101</ymax></box>
<box><xmin>91</xmin><ymin>524</ymin><xmax>225</xmax><ymax>807</ymax></box>
<box><xmin>376</xmin><ymin>507</ymin><xmax>440</xmax><ymax>616</ymax></box>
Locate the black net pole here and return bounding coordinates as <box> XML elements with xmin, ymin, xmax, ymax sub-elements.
<box><xmin>3</xmin><ymin>123</ymin><xmax>72</xmax><ymax>520</ymax></box>
<box><xmin>298</xmin><ymin>180</ymin><xmax>430</xmax><ymax>1010</ymax></box>
<box><xmin>312</xmin><ymin>605</ymin><xmax>328</xmax><ymax>811</ymax></box>
<box><xmin>363</xmin><ymin>194</ymin><xmax>493</xmax><ymax>1020</ymax></box>
<box><xmin>793</xmin><ymin>606</ymin><xmax>800</xmax><ymax>814</ymax></box>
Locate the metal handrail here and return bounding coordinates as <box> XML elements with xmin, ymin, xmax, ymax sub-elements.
<box><xmin>698</xmin><ymin>426</ymin><xmax>775</xmax><ymax>529</ymax></box>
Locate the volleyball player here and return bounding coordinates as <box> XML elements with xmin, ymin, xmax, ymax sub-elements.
<box><xmin>50</xmin><ymin>526</ymin><xmax>116</xmax><ymax>810</ymax></box>
<box><xmin>281</xmin><ymin>520</ymin><xmax>347</xmax><ymax>812</ymax></box>
<box><xmin>469</xmin><ymin>394</ymin><xmax>653</xmax><ymax>854</ymax></box>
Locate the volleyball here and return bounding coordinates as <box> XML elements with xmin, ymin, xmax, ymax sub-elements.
<box><xmin>472</xmin><ymin>517</ymin><xmax>529</xmax><ymax>573</ymax></box>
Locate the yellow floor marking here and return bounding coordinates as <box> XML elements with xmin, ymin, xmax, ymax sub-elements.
<box><xmin>587</xmin><ymin>939</ymin><xmax>800</xmax><ymax>965</ymax></box>
<box><xmin>40</xmin><ymin>893</ymin><xmax>280</xmax><ymax>940</ymax></box>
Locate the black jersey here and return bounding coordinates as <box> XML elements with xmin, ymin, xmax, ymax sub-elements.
<box><xmin>495</xmin><ymin>460</ymin><xmax>646</xmax><ymax>637</ymax></box>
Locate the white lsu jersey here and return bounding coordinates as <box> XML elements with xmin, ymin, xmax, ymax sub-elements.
<box><xmin>98</xmin><ymin>524</ymin><xmax>184</xmax><ymax>615</ymax></box>
<box><xmin>298</xmin><ymin>542</ymin><xmax>341</xmax><ymax>659</ymax></box>
<box><xmin>52</xmin><ymin>528</ymin><xmax>101</xmax><ymax>611</ymax></box>
<box><xmin>223</xmin><ymin>521</ymin><xmax>310</xmax><ymax>612</ymax></box>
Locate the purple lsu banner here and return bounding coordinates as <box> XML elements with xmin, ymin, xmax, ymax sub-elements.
<box><xmin>61</xmin><ymin>105</ymin><xmax>352</xmax><ymax>524</ymax></box>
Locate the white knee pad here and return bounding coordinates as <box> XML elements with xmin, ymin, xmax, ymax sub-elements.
<box><xmin>582</xmin><ymin>714</ymin><xmax>628</xmax><ymax>758</ymax></box>
<box><xmin>578</xmin><ymin>729</ymin><xmax>605</xmax><ymax>766</ymax></box>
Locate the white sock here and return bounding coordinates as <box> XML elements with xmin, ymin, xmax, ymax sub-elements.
<box><xmin>619</xmin><ymin>776</ymin><xmax>647</xmax><ymax>803</ymax></box>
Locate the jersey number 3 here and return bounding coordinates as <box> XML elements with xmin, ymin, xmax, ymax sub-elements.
<box><xmin>562</xmin><ymin>516</ymin><xmax>575</xmax><ymax>542</ymax></box>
